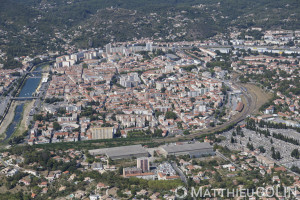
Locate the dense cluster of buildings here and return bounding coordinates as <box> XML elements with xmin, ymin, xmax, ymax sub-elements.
<box><xmin>27</xmin><ymin>39</ymin><xmax>238</xmax><ymax>145</ymax></box>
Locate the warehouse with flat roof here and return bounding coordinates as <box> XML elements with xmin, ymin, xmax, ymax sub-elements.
<box><xmin>159</xmin><ymin>142</ymin><xmax>215</xmax><ymax>158</ymax></box>
<box><xmin>89</xmin><ymin>144</ymin><xmax>149</xmax><ymax>160</ymax></box>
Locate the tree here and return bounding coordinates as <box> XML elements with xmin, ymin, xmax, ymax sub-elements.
<box><xmin>183</xmin><ymin>130</ymin><xmax>190</xmax><ymax>135</ymax></box>
<box><xmin>276</xmin><ymin>151</ymin><xmax>281</xmax><ymax>160</ymax></box>
<box><xmin>155</xmin><ymin>110</ymin><xmax>163</xmax><ymax>118</ymax></box>
<box><xmin>291</xmin><ymin>166</ymin><xmax>300</xmax><ymax>174</ymax></box>
<box><xmin>271</xmin><ymin>147</ymin><xmax>281</xmax><ymax>160</ymax></box>
<box><xmin>236</xmin><ymin>126</ymin><xmax>241</xmax><ymax>133</ymax></box>
<box><xmin>53</xmin><ymin>122</ymin><xmax>62</xmax><ymax>131</ymax></box>
<box><xmin>165</xmin><ymin>111</ymin><xmax>177</xmax><ymax>120</ymax></box>
<box><xmin>247</xmin><ymin>142</ymin><xmax>254</xmax><ymax>151</ymax></box>
<box><xmin>153</xmin><ymin>129</ymin><xmax>163</xmax><ymax>137</ymax></box>
<box><xmin>82</xmin><ymin>63</ymin><xmax>88</xmax><ymax>69</ymax></box>
<box><xmin>214</xmin><ymin>172</ymin><xmax>222</xmax><ymax>182</ymax></box>
<box><xmin>258</xmin><ymin>146</ymin><xmax>266</xmax><ymax>153</ymax></box>
<box><xmin>240</xmin><ymin>132</ymin><xmax>245</xmax><ymax>137</ymax></box>
<box><xmin>177</xmin><ymin>121</ymin><xmax>183</xmax><ymax>129</ymax></box>
<box><xmin>33</xmin><ymin>114</ymin><xmax>44</xmax><ymax>121</ymax></box>
<box><xmin>118</xmin><ymin>166</ymin><xmax>124</xmax><ymax>175</ymax></box>
<box><xmin>115</xmin><ymin>129</ymin><xmax>121</xmax><ymax>138</ymax></box>
<box><xmin>231</xmin><ymin>137</ymin><xmax>235</xmax><ymax>143</ymax></box>
<box><xmin>291</xmin><ymin>149</ymin><xmax>299</xmax><ymax>159</ymax></box>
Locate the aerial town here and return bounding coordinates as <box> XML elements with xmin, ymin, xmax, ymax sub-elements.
<box><xmin>0</xmin><ymin>28</ymin><xmax>299</xmax><ymax>199</ymax></box>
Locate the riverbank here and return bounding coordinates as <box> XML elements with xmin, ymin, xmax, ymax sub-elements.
<box><xmin>35</xmin><ymin>65</ymin><xmax>49</xmax><ymax>93</ymax></box>
<box><xmin>11</xmin><ymin>100</ymin><xmax>34</xmax><ymax>138</ymax></box>
<box><xmin>0</xmin><ymin>62</ymin><xmax>50</xmax><ymax>144</ymax></box>
<box><xmin>0</xmin><ymin>101</ymin><xmax>18</xmax><ymax>140</ymax></box>
<box><xmin>9</xmin><ymin>66</ymin><xmax>48</xmax><ymax>141</ymax></box>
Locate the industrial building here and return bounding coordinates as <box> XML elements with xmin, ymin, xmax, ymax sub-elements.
<box><xmin>123</xmin><ymin>167</ymin><xmax>155</xmax><ymax>180</ymax></box>
<box><xmin>159</xmin><ymin>142</ymin><xmax>215</xmax><ymax>158</ymax></box>
<box><xmin>123</xmin><ymin>167</ymin><xmax>142</xmax><ymax>177</ymax></box>
<box><xmin>89</xmin><ymin>144</ymin><xmax>149</xmax><ymax>160</ymax></box>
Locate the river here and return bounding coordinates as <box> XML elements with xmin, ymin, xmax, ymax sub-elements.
<box><xmin>4</xmin><ymin>64</ymin><xmax>44</xmax><ymax>140</ymax></box>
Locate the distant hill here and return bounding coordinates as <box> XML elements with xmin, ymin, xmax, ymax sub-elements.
<box><xmin>0</xmin><ymin>0</ymin><xmax>300</xmax><ymax>67</ymax></box>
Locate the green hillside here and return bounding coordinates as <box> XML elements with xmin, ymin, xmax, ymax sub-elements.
<box><xmin>0</xmin><ymin>0</ymin><xmax>299</xmax><ymax>67</ymax></box>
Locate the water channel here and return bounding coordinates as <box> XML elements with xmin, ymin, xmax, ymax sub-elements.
<box><xmin>4</xmin><ymin>64</ymin><xmax>44</xmax><ymax>140</ymax></box>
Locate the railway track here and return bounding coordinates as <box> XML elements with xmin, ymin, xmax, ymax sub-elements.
<box><xmin>153</xmin><ymin>81</ymin><xmax>258</xmax><ymax>143</ymax></box>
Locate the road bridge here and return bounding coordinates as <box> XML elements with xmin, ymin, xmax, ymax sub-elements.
<box><xmin>27</xmin><ymin>76</ymin><xmax>42</xmax><ymax>79</ymax></box>
<box><xmin>11</xmin><ymin>97</ymin><xmax>39</xmax><ymax>101</ymax></box>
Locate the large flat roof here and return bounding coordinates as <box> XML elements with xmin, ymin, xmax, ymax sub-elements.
<box><xmin>161</xmin><ymin>142</ymin><xmax>213</xmax><ymax>154</ymax></box>
<box><xmin>89</xmin><ymin>144</ymin><xmax>148</xmax><ymax>158</ymax></box>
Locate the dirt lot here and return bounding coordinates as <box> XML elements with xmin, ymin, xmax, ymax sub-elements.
<box><xmin>242</xmin><ymin>83</ymin><xmax>272</xmax><ymax>115</ymax></box>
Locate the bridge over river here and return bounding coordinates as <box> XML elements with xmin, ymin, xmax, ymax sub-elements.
<box><xmin>11</xmin><ymin>97</ymin><xmax>39</xmax><ymax>101</ymax></box>
<box><xmin>0</xmin><ymin>62</ymin><xmax>48</xmax><ymax>141</ymax></box>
